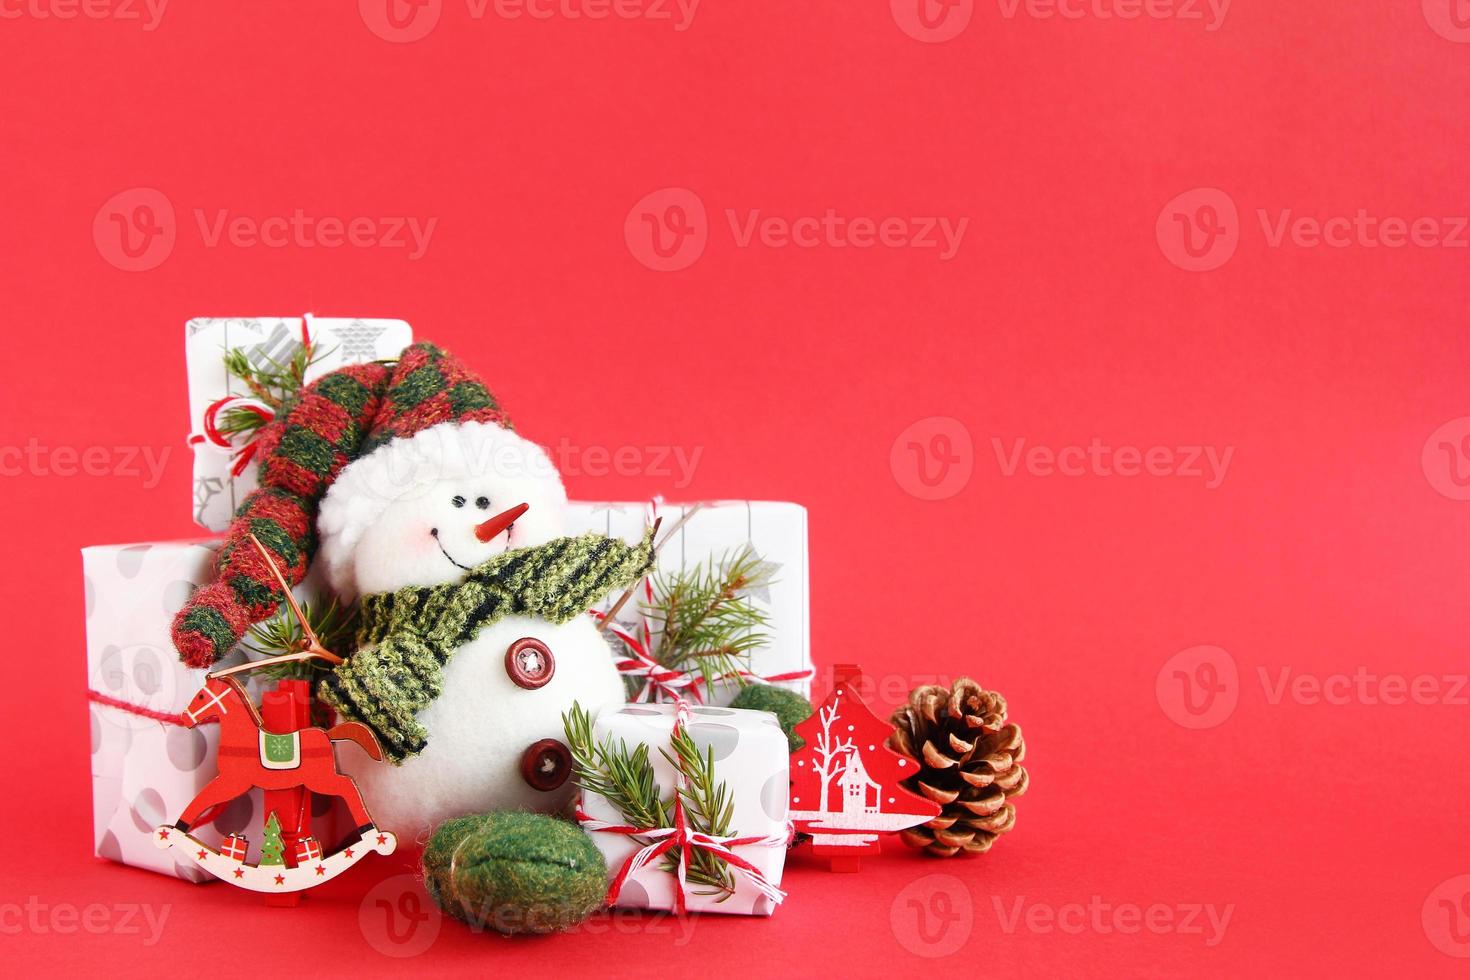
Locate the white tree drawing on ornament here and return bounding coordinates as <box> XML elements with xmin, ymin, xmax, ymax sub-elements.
<box><xmin>812</xmin><ymin>694</ymin><xmax>856</xmax><ymax>813</ymax></box>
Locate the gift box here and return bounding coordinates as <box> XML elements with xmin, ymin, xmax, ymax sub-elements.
<box><xmin>185</xmin><ymin>316</ymin><xmax>413</xmax><ymax>532</ymax></box>
<box><xmin>566</xmin><ymin>501</ymin><xmax>811</xmax><ymax>705</ymax></box>
<box><xmin>579</xmin><ymin>702</ymin><xmax>791</xmax><ymax>916</ymax></box>
<box><xmin>83</xmin><ymin>540</ymin><xmax>344</xmax><ymax>882</ymax></box>
<box><xmin>293</xmin><ymin>837</ymin><xmax>322</xmax><ymax>863</ymax></box>
<box><xmin>220</xmin><ymin>834</ymin><xmax>249</xmax><ymax>863</ymax></box>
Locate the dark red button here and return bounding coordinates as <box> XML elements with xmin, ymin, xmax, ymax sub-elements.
<box><xmin>505</xmin><ymin>637</ymin><xmax>555</xmax><ymax>689</ymax></box>
<box><xmin>520</xmin><ymin>738</ymin><xmax>572</xmax><ymax>792</ymax></box>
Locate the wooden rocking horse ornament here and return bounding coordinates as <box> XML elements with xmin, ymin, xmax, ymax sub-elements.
<box><xmin>154</xmin><ymin>536</ymin><xmax>397</xmax><ymax>893</ymax></box>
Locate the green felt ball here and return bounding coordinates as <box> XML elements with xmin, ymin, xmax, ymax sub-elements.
<box><xmin>421</xmin><ymin>812</ymin><xmax>608</xmax><ymax>936</ymax></box>
<box><xmin>730</xmin><ymin>683</ymin><xmax>814</xmax><ymax>752</ymax></box>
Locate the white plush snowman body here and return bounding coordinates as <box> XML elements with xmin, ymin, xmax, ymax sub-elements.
<box><xmin>315</xmin><ymin>421</ymin><xmax>628</xmax><ymax>839</ymax></box>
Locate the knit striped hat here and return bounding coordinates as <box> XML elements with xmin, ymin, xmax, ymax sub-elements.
<box><xmin>172</xmin><ymin>342</ymin><xmax>510</xmax><ymax>667</ymax></box>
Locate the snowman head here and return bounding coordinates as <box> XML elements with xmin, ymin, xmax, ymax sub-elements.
<box><xmin>317</xmin><ymin>420</ymin><xmax>569</xmax><ymax>598</ymax></box>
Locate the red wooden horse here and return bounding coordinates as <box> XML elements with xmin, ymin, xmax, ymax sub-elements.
<box><xmin>174</xmin><ymin>673</ymin><xmax>382</xmax><ymax>836</ymax></box>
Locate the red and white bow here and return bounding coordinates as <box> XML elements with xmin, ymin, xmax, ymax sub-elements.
<box><xmin>187</xmin><ymin>314</ymin><xmax>315</xmax><ymax>477</ymax></box>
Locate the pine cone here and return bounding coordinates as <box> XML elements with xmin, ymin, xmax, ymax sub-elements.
<box><xmin>887</xmin><ymin>678</ymin><xmax>1028</xmax><ymax>858</ymax></box>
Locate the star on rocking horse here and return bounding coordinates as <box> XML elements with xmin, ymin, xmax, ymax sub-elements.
<box><xmin>154</xmin><ymin>536</ymin><xmax>397</xmax><ymax>894</ymax></box>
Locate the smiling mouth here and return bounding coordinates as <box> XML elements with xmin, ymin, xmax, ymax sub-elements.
<box><xmin>429</xmin><ymin>528</ymin><xmax>474</xmax><ymax>571</ymax></box>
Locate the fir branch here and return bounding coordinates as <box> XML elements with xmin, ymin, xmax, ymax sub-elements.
<box><xmin>636</xmin><ymin>545</ymin><xmax>777</xmax><ymax>693</ymax></box>
<box><xmin>218</xmin><ymin>338</ymin><xmax>337</xmax><ymax>440</ymax></box>
<box><xmin>243</xmin><ymin>596</ymin><xmax>357</xmax><ymax>681</ymax></box>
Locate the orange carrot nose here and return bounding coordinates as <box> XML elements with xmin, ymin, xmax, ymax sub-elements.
<box><xmin>476</xmin><ymin>502</ymin><xmax>528</xmax><ymax>542</ymax></box>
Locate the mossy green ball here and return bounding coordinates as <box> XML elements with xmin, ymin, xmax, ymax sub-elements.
<box><xmin>730</xmin><ymin>683</ymin><xmax>814</xmax><ymax>752</ymax></box>
<box><xmin>421</xmin><ymin>811</ymin><xmax>608</xmax><ymax>935</ymax></box>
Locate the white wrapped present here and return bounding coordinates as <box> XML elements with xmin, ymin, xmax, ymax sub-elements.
<box><xmin>83</xmin><ymin>540</ymin><xmax>343</xmax><ymax>881</ymax></box>
<box><xmin>578</xmin><ymin>702</ymin><xmax>791</xmax><ymax>916</ymax></box>
<box><xmin>566</xmin><ymin>500</ymin><xmax>811</xmax><ymax>705</ymax></box>
<box><xmin>185</xmin><ymin>316</ymin><xmax>413</xmax><ymax>532</ymax></box>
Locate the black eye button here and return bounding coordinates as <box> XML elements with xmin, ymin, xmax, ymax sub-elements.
<box><xmin>476</xmin><ymin>496</ymin><xmax>490</xmax><ymax>509</ymax></box>
<box><xmin>452</xmin><ymin>495</ymin><xmax>466</xmax><ymax>508</ymax></box>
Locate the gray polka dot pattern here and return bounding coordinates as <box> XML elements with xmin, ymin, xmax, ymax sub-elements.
<box><xmin>753</xmin><ymin>895</ymin><xmax>775</xmax><ymax>916</ymax></box>
<box><xmin>162</xmin><ymin>579</ymin><xmax>196</xmax><ymax>615</ymax></box>
<box><xmin>130</xmin><ymin>788</ymin><xmax>167</xmax><ymax>833</ymax></box>
<box><xmin>84</xmin><ymin>575</ymin><xmax>95</xmax><ymax>619</ymax></box>
<box><xmin>619</xmin><ymin>707</ymin><xmax>661</xmax><ymax>716</ymax></box>
<box><xmin>166</xmin><ymin>727</ymin><xmax>208</xmax><ymax>771</ymax></box>
<box><xmin>691</xmin><ymin>707</ymin><xmax>735</xmax><ymax>717</ymax></box>
<box><xmin>98</xmin><ymin>647</ymin><xmax>124</xmax><ymax>691</ymax></box>
<box><xmin>96</xmin><ymin>830</ymin><xmax>123</xmax><ymax>864</ymax></box>
<box><xmin>116</xmin><ymin>545</ymin><xmax>152</xmax><ymax>578</ymax></box>
<box><xmin>133</xmin><ymin>648</ymin><xmax>163</xmax><ymax>696</ymax></box>
<box><xmin>760</xmin><ymin>771</ymin><xmax>789</xmax><ymax>821</ymax></box>
<box><xmin>688</xmin><ymin>722</ymin><xmax>739</xmax><ymax>762</ymax></box>
<box><xmin>618</xmin><ymin>878</ymin><xmax>651</xmax><ymax>909</ymax></box>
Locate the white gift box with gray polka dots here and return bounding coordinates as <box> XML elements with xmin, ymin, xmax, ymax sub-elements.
<box><xmin>582</xmin><ymin>703</ymin><xmax>791</xmax><ymax>916</ymax></box>
<box><xmin>82</xmin><ymin>540</ymin><xmax>345</xmax><ymax>882</ymax></box>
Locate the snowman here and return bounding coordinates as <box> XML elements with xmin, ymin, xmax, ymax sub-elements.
<box><xmin>172</xmin><ymin>343</ymin><xmax>652</xmax><ymax>840</ymax></box>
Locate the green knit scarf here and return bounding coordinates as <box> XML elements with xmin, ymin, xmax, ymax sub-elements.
<box><xmin>320</xmin><ymin>529</ymin><xmax>654</xmax><ymax>762</ymax></box>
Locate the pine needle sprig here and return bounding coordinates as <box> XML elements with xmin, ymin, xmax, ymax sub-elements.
<box><xmin>243</xmin><ymin>596</ymin><xmax>357</xmax><ymax>681</ymax></box>
<box><xmin>564</xmin><ymin>703</ymin><xmax>665</xmax><ymax>832</ymax></box>
<box><xmin>640</xmin><ymin>545</ymin><xmax>777</xmax><ymax>692</ymax></box>
<box><xmin>218</xmin><ymin>339</ymin><xmax>336</xmax><ymax>442</ymax></box>
<box><xmin>563</xmin><ymin>703</ymin><xmax>739</xmax><ymax>898</ymax></box>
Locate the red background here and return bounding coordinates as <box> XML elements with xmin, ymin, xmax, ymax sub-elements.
<box><xmin>3</xmin><ymin>1</ymin><xmax>1469</xmax><ymax>976</ymax></box>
